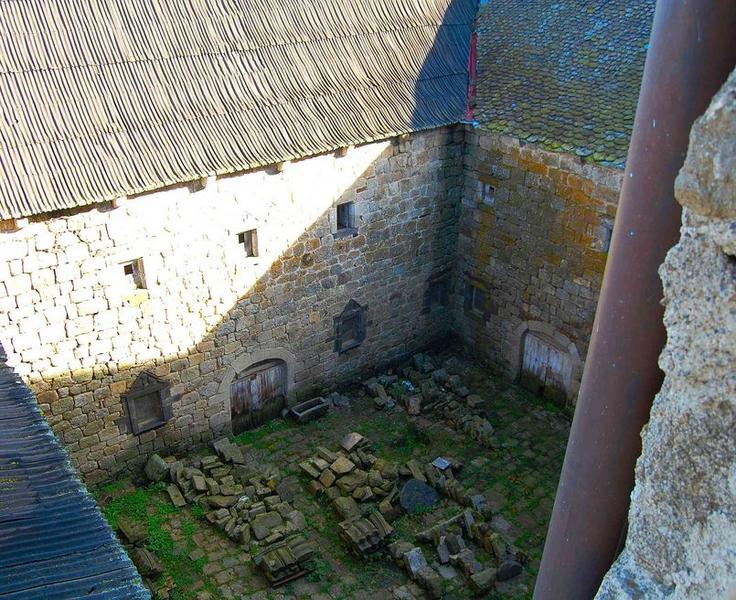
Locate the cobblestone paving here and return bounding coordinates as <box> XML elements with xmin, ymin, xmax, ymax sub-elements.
<box><xmin>96</xmin><ymin>352</ymin><xmax>570</xmax><ymax>599</ymax></box>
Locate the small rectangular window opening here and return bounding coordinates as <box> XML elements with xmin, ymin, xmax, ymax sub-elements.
<box><xmin>336</xmin><ymin>201</ymin><xmax>356</xmax><ymax>231</ymax></box>
<box><xmin>472</xmin><ymin>287</ymin><xmax>485</xmax><ymax>313</ymax></box>
<box><xmin>482</xmin><ymin>182</ymin><xmax>496</xmax><ymax>206</ymax></box>
<box><xmin>123</xmin><ymin>259</ymin><xmax>146</xmax><ymax>290</ymax></box>
<box><xmin>464</xmin><ymin>280</ymin><xmax>487</xmax><ymax>317</ymax></box>
<box><xmin>424</xmin><ymin>275</ymin><xmax>450</xmax><ymax>313</ymax></box>
<box><xmin>238</xmin><ymin>229</ymin><xmax>259</xmax><ymax>257</ymax></box>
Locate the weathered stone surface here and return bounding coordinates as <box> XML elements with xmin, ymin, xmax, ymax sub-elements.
<box><xmin>144</xmin><ymin>453</ymin><xmax>168</xmax><ymax>482</ymax></box>
<box><xmin>275</xmin><ymin>475</ymin><xmax>299</xmax><ymax>503</ymax></box>
<box><xmin>456</xmin><ymin>129</ymin><xmax>622</xmax><ymax>404</ymax></box>
<box><xmin>286</xmin><ymin>510</ymin><xmax>306</xmax><ymax>531</ymax></box>
<box><xmin>675</xmin><ymin>69</ymin><xmax>736</xmax><ymax>219</ymax></box>
<box><xmin>453</xmin><ymin>548</ymin><xmax>483</xmax><ymax>576</ymax></box>
<box><xmin>316</xmin><ymin>447</ymin><xmax>338</xmax><ymax>463</ymax></box>
<box><xmin>336</xmin><ymin>470</ymin><xmax>368</xmax><ymax>494</ymax></box>
<box><xmin>118</xmin><ymin>515</ymin><xmax>147</xmax><ymax>546</ymax></box>
<box><xmin>251</xmin><ymin>511</ymin><xmax>284</xmax><ymax>540</ymax></box>
<box><xmin>191</xmin><ymin>475</ymin><xmax>207</xmax><ymax>492</ymax></box>
<box><xmin>437</xmin><ymin>564</ymin><xmax>459</xmax><ymax>581</ymax></box>
<box><xmin>341</xmin><ymin>432</ymin><xmax>366</xmax><ymax>452</ymax></box>
<box><xmin>403</xmin><ymin>547</ymin><xmax>428</xmax><ymax>578</ymax></box>
<box><xmin>206</xmin><ymin>495</ymin><xmax>238</xmax><ymax>508</ymax></box>
<box><xmin>319</xmin><ymin>468</ymin><xmax>336</xmax><ymax>488</ymax></box>
<box><xmin>220</xmin><ymin>444</ymin><xmax>245</xmax><ymax>465</ymax></box>
<box><xmin>333</xmin><ymin>496</ymin><xmax>361</xmax><ymax>521</ymax></box>
<box><xmin>496</xmin><ymin>558</ymin><xmax>522</xmax><ymax>581</ymax></box>
<box><xmin>597</xmin><ymin>67</ymin><xmax>736</xmax><ymax>600</ymax></box>
<box><xmin>406</xmin><ymin>395</ymin><xmax>422</xmax><ymax>415</ymax></box>
<box><xmin>399</xmin><ymin>479</ymin><xmax>439</xmax><ymax>514</ymax></box>
<box><xmin>2</xmin><ymin>128</ymin><xmax>464</xmax><ymax>484</ymax></box>
<box><xmin>328</xmin><ymin>392</ymin><xmax>351</xmax><ymax>408</ymax></box>
<box><xmin>417</xmin><ymin>566</ymin><xmax>442</xmax><ymax>599</ymax></box>
<box><xmin>212</xmin><ymin>437</ymin><xmax>232</xmax><ymax>456</ymax></box>
<box><xmin>466</xmin><ymin>394</ymin><xmax>484</xmax><ymax>409</ymax></box>
<box><xmin>131</xmin><ymin>547</ymin><xmax>163</xmax><ymax>577</ymax></box>
<box><xmin>299</xmin><ymin>461</ymin><xmax>320</xmax><ymax>479</ymax></box>
<box><xmin>330</xmin><ymin>455</ymin><xmax>356</xmax><ymax>475</ymax></box>
<box><xmin>470</xmin><ymin>568</ymin><xmax>496</xmax><ymax>595</ymax></box>
<box><xmin>167</xmin><ymin>483</ymin><xmax>187</xmax><ymax>507</ymax></box>
<box><xmin>445</xmin><ymin>533</ymin><xmax>465</xmax><ymax>555</ymax></box>
<box><xmin>352</xmin><ymin>486</ymin><xmax>374</xmax><ymax>502</ymax></box>
<box><xmin>405</xmin><ymin>460</ymin><xmax>426</xmax><ymax>482</ymax></box>
<box><xmin>437</xmin><ymin>536</ymin><xmax>450</xmax><ymax>564</ymax></box>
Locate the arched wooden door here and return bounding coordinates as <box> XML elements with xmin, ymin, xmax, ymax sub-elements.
<box><xmin>520</xmin><ymin>332</ymin><xmax>572</xmax><ymax>404</ymax></box>
<box><xmin>230</xmin><ymin>359</ymin><xmax>287</xmax><ymax>434</ymax></box>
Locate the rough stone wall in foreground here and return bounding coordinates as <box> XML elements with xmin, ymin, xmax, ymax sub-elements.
<box><xmin>0</xmin><ymin>128</ymin><xmax>463</xmax><ymax>483</ymax></box>
<box><xmin>453</xmin><ymin>128</ymin><xmax>621</xmax><ymax>402</ymax></box>
<box><xmin>596</xmin><ymin>69</ymin><xmax>736</xmax><ymax>600</ymax></box>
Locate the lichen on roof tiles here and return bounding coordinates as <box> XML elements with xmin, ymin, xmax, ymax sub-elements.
<box><xmin>474</xmin><ymin>0</ymin><xmax>654</xmax><ymax>169</ymax></box>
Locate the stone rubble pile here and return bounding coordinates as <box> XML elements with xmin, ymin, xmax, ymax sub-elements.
<box><xmin>145</xmin><ymin>438</ymin><xmax>308</xmax><ymax>550</ymax></box>
<box><xmin>299</xmin><ymin>432</ymin><xmax>397</xmax><ymax>554</ymax></box>
<box><xmin>402</xmin><ymin>508</ymin><xmax>528</xmax><ymax>596</ymax></box>
<box><xmin>388</xmin><ymin>542</ymin><xmax>444</xmax><ymax>599</ymax></box>
<box><xmin>362</xmin><ymin>353</ymin><xmax>498</xmax><ymax>448</ymax></box>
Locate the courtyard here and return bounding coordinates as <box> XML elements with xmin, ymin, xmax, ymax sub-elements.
<box><xmin>94</xmin><ymin>350</ymin><xmax>570</xmax><ymax>600</ymax></box>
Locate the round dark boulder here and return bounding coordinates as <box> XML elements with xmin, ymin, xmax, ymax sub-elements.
<box><xmin>400</xmin><ymin>479</ymin><xmax>440</xmax><ymax>514</ymax></box>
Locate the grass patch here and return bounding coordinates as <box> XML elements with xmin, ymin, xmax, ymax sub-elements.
<box><xmin>100</xmin><ymin>481</ymin><xmax>168</xmax><ymax>529</ymax></box>
<box><xmin>190</xmin><ymin>503</ymin><xmax>206</xmax><ymax>519</ymax></box>
<box><xmin>231</xmin><ymin>419</ymin><xmax>292</xmax><ymax>448</ymax></box>
<box><xmin>99</xmin><ymin>483</ymin><xmax>213</xmax><ymax>599</ymax></box>
<box><xmin>305</xmin><ymin>557</ymin><xmax>333</xmax><ymax>583</ymax></box>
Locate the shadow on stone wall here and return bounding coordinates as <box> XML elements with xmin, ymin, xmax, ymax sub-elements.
<box><xmin>24</xmin><ymin>129</ymin><xmax>464</xmax><ymax>484</ymax></box>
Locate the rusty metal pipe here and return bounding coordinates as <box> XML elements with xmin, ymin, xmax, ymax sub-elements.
<box><xmin>533</xmin><ymin>2</ymin><xmax>736</xmax><ymax>599</ymax></box>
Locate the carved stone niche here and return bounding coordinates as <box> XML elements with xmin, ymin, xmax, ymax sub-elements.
<box><xmin>118</xmin><ymin>371</ymin><xmax>176</xmax><ymax>435</ymax></box>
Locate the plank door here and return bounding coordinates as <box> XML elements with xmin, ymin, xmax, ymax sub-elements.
<box><xmin>230</xmin><ymin>360</ymin><xmax>286</xmax><ymax>434</ymax></box>
<box><xmin>521</xmin><ymin>333</ymin><xmax>572</xmax><ymax>401</ymax></box>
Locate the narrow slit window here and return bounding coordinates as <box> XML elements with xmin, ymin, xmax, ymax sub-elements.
<box><xmin>464</xmin><ymin>280</ymin><xmax>487</xmax><ymax>317</ymax></box>
<box><xmin>424</xmin><ymin>273</ymin><xmax>450</xmax><ymax>313</ymax></box>
<box><xmin>122</xmin><ymin>258</ymin><xmax>146</xmax><ymax>290</ymax></box>
<box><xmin>336</xmin><ymin>201</ymin><xmax>356</xmax><ymax>231</ymax></box>
<box><xmin>482</xmin><ymin>182</ymin><xmax>496</xmax><ymax>206</ymax></box>
<box><xmin>238</xmin><ymin>229</ymin><xmax>259</xmax><ymax>257</ymax></box>
<box><xmin>602</xmin><ymin>223</ymin><xmax>613</xmax><ymax>253</ymax></box>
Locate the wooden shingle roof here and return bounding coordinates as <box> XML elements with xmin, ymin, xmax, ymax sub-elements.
<box><xmin>0</xmin><ymin>0</ymin><xmax>476</xmax><ymax>219</ymax></box>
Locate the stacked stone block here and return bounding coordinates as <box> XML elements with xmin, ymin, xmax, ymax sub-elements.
<box><xmin>0</xmin><ymin>127</ymin><xmax>464</xmax><ymax>483</ymax></box>
<box><xmin>454</xmin><ymin>128</ymin><xmax>622</xmax><ymax>401</ymax></box>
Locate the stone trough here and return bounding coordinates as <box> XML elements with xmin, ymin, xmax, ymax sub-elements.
<box><xmin>290</xmin><ymin>397</ymin><xmax>329</xmax><ymax>424</ymax></box>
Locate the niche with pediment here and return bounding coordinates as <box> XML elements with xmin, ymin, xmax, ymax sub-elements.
<box><xmin>118</xmin><ymin>371</ymin><xmax>175</xmax><ymax>435</ymax></box>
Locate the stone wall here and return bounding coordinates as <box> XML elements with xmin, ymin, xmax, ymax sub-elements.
<box><xmin>453</xmin><ymin>127</ymin><xmax>622</xmax><ymax>402</ymax></box>
<box><xmin>0</xmin><ymin>127</ymin><xmax>464</xmax><ymax>483</ymax></box>
<box><xmin>596</xmin><ymin>69</ymin><xmax>736</xmax><ymax>600</ymax></box>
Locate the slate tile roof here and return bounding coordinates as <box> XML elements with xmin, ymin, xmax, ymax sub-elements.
<box><xmin>475</xmin><ymin>0</ymin><xmax>655</xmax><ymax>169</ymax></box>
<box><xmin>0</xmin><ymin>0</ymin><xmax>476</xmax><ymax>220</ymax></box>
<box><xmin>0</xmin><ymin>346</ymin><xmax>150</xmax><ymax>599</ymax></box>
